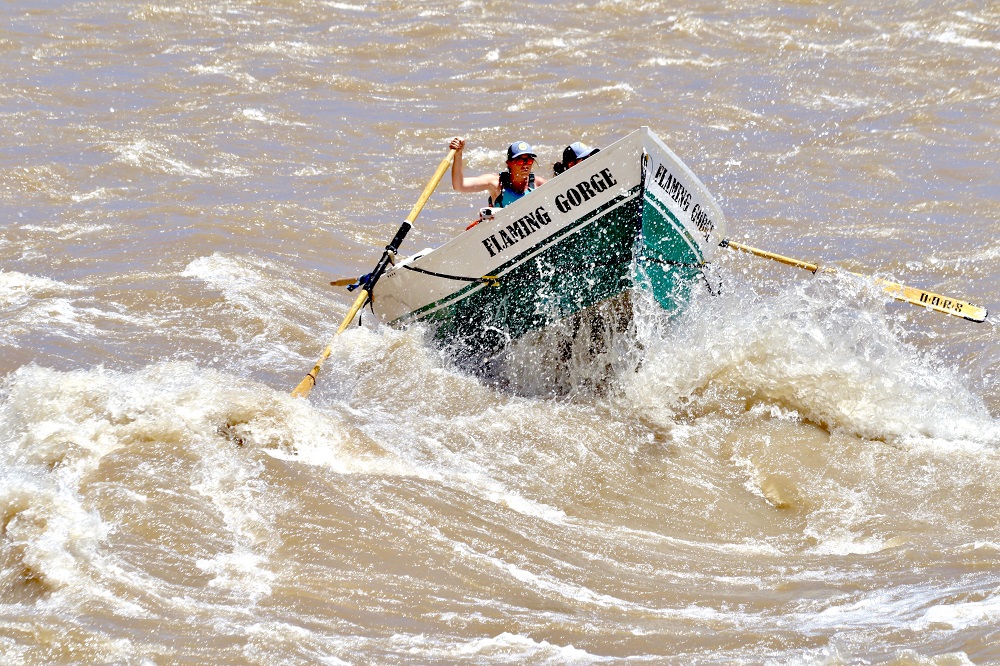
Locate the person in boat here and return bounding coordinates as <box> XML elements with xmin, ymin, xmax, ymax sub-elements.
<box><xmin>447</xmin><ymin>137</ymin><xmax>547</xmax><ymax>208</ymax></box>
<box><xmin>552</xmin><ymin>141</ymin><xmax>600</xmax><ymax>175</ymax></box>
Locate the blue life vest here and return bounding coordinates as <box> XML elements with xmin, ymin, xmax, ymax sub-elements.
<box><xmin>490</xmin><ymin>172</ymin><xmax>535</xmax><ymax>208</ymax></box>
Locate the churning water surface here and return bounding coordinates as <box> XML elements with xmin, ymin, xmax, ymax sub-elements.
<box><xmin>1</xmin><ymin>1</ymin><xmax>999</xmax><ymax>664</ymax></box>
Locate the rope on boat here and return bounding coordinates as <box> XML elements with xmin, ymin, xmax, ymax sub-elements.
<box><xmin>401</xmin><ymin>264</ymin><xmax>500</xmax><ymax>287</ymax></box>
<box><xmin>637</xmin><ymin>255</ymin><xmax>720</xmax><ymax>295</ymax></box>
<box><xmin>399</xmin><ymin>255</ymin><xmax>706</xmax><ymax>290</ymax></box>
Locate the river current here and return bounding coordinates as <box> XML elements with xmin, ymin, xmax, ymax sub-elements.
<box><xmin>1</xmin><ymin>1</ymin><xmax>999</xmax><ymax>664</ymax></box>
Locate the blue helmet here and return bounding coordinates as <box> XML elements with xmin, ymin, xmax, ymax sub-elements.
<box><xmin>506</xmin><ymin>141</ymin><xmax>536</xmax><ymax>161</ymax></box>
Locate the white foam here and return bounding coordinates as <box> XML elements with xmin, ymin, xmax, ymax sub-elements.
<box><xmin>113</xmin><ymin>139</ymin><xmax>211</xmax><ymax>178</ymax></box>
<box><xmin>932</xmin><ymin>28</ymin><xmax>1000</xmax><ymax>51</ymax></box>
<box><xmin>187</xmin><ymin>63</ymin><xmax>259</xmax><ymax>85</ymax></box>
<box><xmin>324</xmin><ymin>2</ymin><xmax>367</xmax><ymax>11</ymax></box>
<box><xmin>240</xmin><ymin>108</ymin><xmax>307</xmax><ymax>127</ymax></box>
<box><xmin>70</xmin><ymin>187</ymin><xmax>110</xmax><ymax>202</ymax></box>
<box><xmin>792</xmin><ymin>587</ymin><xmax>925</xmax><ymax>634</ymax></box>
<box><xmin>242</xmin><ymin>622</ymin><xmax>352</xmax><ymax>665</ymax></box>
<box><xmin>0</xmin><ymin>361</ymin><xmax>402</xmax><ymax>603</ymax></box>
<box><xmin>645</xmin><ymin>54</ymin><xmax>721</xmax><ymax>69</ymax></box>
<box><xmin>182</xmin><ymin>253</ymin><xmax>263</xmax><ymax>297</ymax></box>
<box><xmin>195</xmin><ymin>550</ymin><xmax>276</xmax><ymax>601</ymax></box>
<box><xmin>0</xmin><ymin>474</ymin><xmax>107</xmax><ymax>592</ymax></box>
<box><xmin>916</xmin><ymin>596</ymin><xmax>1000</xmax><ymax>631</ymax></box>
<box><xmin>455</xmin><ymin>632</ymin><xmax>600</xmax><ymax>663</ymax></box>
<box><xmin>0</xmin><ymin>271</ymin><xmax>75</xmax><ymax>309</ymax></box>
<box><xmin>626</xmin><ymin>273</ymin><xmax>1000</xmax><ymax>448</ymax></box>
<box><xmin>0</xmin><ymin>367</ymin><xmax>126</xmax><ymax>594</ymax></box>
<box><xmin>787</xmin><ymin>580</ymin><xmax>1000</xmax><ymax>640</ymax></box>
<box><xmin>180</xmin><ymin>252</ymin><xmax>319</xmax><ymax>351</ymax></box>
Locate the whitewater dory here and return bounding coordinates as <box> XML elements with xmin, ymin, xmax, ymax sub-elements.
<box><xmin>370</xmin><ymin>127</ymin><xmax>728</xmax><ymax>359</ymax></box>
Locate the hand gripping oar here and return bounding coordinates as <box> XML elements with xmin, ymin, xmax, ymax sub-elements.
<box><xmin>721</xmin><ymin>239</ymin><xmax>988</xmax><ymax>322</ymax></box>
<box><xmin>291</xmin><ymin>148</ymin><xmax>457</xmax><ymax>398</ymax></box>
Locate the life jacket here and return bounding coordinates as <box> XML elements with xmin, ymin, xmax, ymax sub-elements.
<box><xmin>489</xmin><ymin>171</ymin><xmax>535</xmax><ymax>208</ymax></box>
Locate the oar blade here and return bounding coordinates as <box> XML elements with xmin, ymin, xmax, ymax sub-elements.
<box><xmin>874</xmin><ymin>279</ymin><xmax>988</xmax><ymax>323</ymax></box>
<box><xmin>291</xmin><ymin>288</ymin><xmax>371</xmax><ymax>399</ymax></box>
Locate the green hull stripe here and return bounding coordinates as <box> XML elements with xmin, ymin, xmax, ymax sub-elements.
<box><xmin>642</xmin><ymin>189</ymin><xmax>704</xmax><ymax>264</ymax></box>
<box><xmin>392</xmin><ymin>184</ymin><xmax>643</xmax><ymax>326</ymax></box>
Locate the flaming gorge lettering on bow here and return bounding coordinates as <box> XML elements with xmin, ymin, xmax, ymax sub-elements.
<box><xmin>652</xmin><ymin>163</ymin><xmax>716</xmax><ymax>234</ymax></box>
<box><xmin>481</xmin><ymin>206</ymin><xmax>552</xmax><ymax>258</ymax></box>
<box><xmin>480</xmin><ymin>168</ymin><xmax>619</xmax><ymax>258</ymax></box>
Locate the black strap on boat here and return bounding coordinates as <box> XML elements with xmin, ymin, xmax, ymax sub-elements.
<box><xmin>401</xmin><ymin>264</ymin><xmax>500</xmax><ymax>287</ymax></box>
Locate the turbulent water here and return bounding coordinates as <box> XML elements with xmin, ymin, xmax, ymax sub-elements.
<box><xmin>2</xmin><ymin>0</ymin><xmax>999</xmax><ymax>664</ymax></box>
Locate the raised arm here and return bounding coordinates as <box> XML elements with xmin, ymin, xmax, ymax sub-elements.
<box><xmin>448</xmin><ymin>137</ymin><xmax>500</xmax><ymax>201</ymax></box>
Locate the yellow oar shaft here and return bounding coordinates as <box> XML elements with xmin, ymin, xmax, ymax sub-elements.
<box><xmin>405</xmin><ymin>149</ymin><xmax>456</xmax><ymax>225</ymax></box>
<box><xmin>723</xmin><ymin>240</ymin><xmax>987</xmax><ymax>323</ymax></box>
<box><xmin>291</xmin><ymin>149</ymin><xmax>457</xmax><ymax>399</ymax></box>
<box><xmin>724</xmin><ymin>240</ymin><xmax>820</xmax><ymax>273</ymax></box>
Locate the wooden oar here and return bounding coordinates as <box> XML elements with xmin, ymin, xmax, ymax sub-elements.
<box><xmin>291</xmin><ymin>148</ymin><xmax>457</xmax><ymax>399</ymax></box>
<box><xmin>722</xmin><ymin>239</ymin><xmax>988</xmax><ymax>322</ymax></box>
<box><xmin>329</xmin><ymin>277</ymin><xmax>357</xmax><ymax>287</ymax></box>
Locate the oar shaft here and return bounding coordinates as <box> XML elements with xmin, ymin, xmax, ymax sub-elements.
<box><xmin>721</xmin><ymin>239</ymin><xmax>987</xmax><ymax>323</ymax></box>
<box><xmin>291</xmin><ymin>149</ymin><xmax>457</xmax><ymax>399</ymax></box>
<box><xmin>723</xmin><ymin>240</ymin><xmax>819</xmax><ymax>273</ymax></box>
<box><xmin>405</xmin><ymin>149</ymin><xmax>457</xmax><ymax>225</ymax></box>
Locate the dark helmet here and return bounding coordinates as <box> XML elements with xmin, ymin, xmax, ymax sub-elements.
<box><xmin>562</xmin><ymin>142</ymin><xmax>599</xmax><ymax>165</ymax></box>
